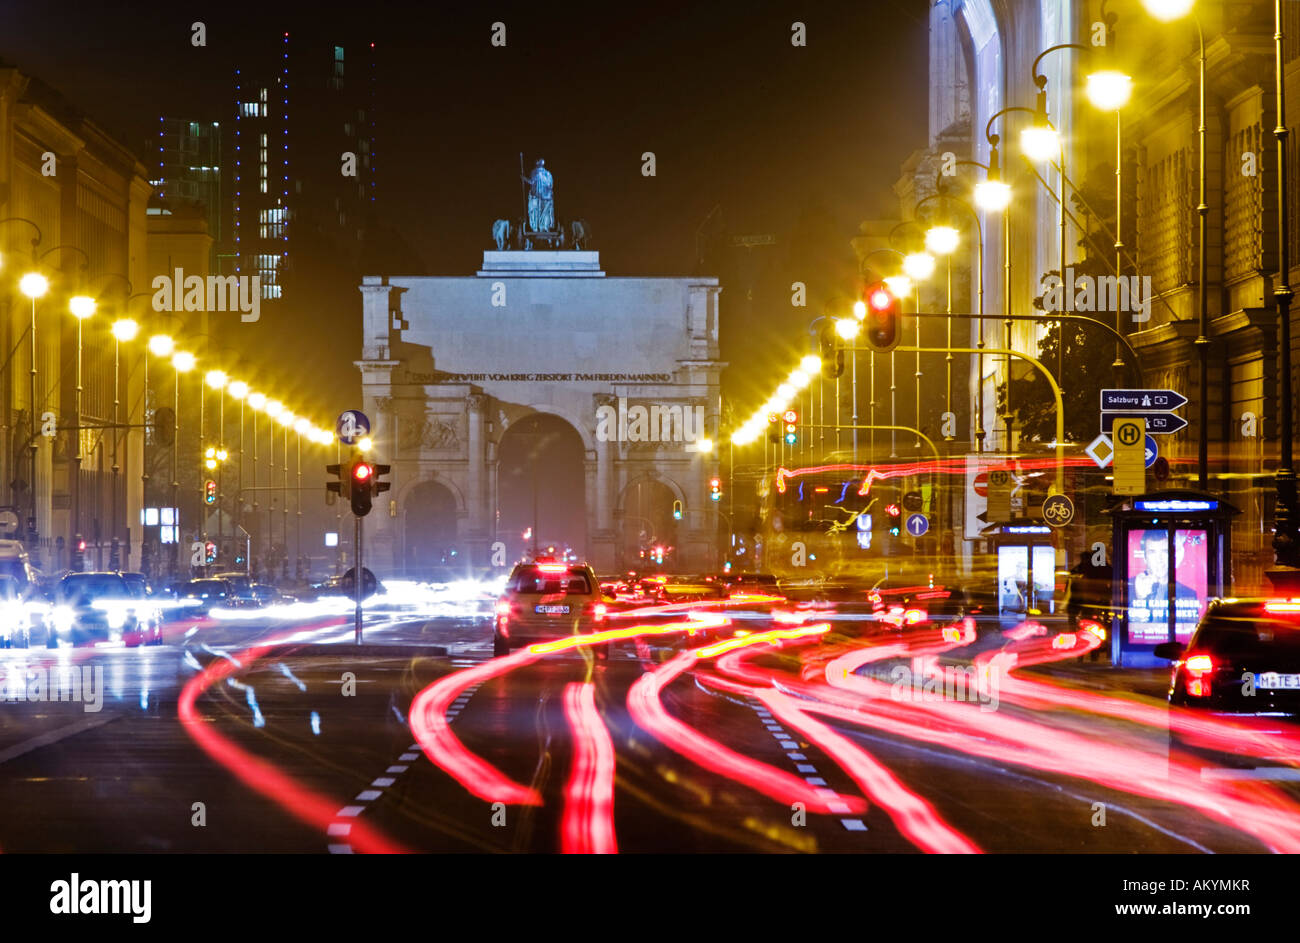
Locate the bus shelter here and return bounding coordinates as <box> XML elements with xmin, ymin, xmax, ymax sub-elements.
<box><xmin>1106</xmin><ymin>491</ymin><xmax>1237</xmax><ymax>667</ymax></box>
<box><xmin>980</xmin><ymin>520</ymin><xmax>1059</xmax><ymax>623</ymax></box>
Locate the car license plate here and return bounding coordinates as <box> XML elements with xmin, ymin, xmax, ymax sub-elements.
<box><xmin>1255</xmin><ymin>672</ymin><xmax>1300</xmax><ymax>690</ymax></box>
<box><xmin>535</xmin><ymin>605</ymin><xmax>570</xmax><ymax>615</ymax></box>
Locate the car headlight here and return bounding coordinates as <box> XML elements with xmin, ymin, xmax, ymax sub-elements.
<box><xmin>106</xmin><ymin>608</ymin><xmax>127</xmax><ymax>630</ymax></box>
<box><xmin>52</xmin><ymin>606</ymin><xmax>74</xmax><ymax>631</ymax></box>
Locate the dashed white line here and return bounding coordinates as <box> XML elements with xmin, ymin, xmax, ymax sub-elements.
<box><xmin>328</xmin><ymin>679</ymin><xmax>485</xmax><ymax>853</ymax></box>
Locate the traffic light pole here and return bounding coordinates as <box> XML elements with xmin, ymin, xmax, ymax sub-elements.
<box><xmin>355</xmin><ymin>513</ymin><xmax>363</xmax><ymax>644</ymax></box>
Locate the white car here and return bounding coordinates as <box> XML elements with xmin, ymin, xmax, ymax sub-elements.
<box><xmin>493</xmin><ymin>562</ymin><xmax>609</xmax><ymax>656</ymax></box>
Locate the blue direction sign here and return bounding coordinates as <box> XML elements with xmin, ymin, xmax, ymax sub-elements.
<box><xmin>336</xmin><ymin>410</ymin><xmax>371</xmax><ymax>445</ymax></box>
<box><xmin>1101</xmin><ymin>412</ymin><xmax>1188</xmax><ymax>435</ymax></box>
<box><xmin>1101</xmin><ymin>389</ymin><xmax>1188</xmax><ymax>412</ymax></box>
<box><xmin>905</xmin><ymin>513</ymin><xmax>929</xmax><ymax>537</ymax></box>
<box><xmin>1144</xmin><ymin>435</ymin><xmax>1158</xmax><ymax>468</ymax></box>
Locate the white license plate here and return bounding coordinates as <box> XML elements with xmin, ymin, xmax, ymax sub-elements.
<box><xmin>1255</xmin><ymin>672</ymin><xmax>1300</xmax><ymax>690</ymax></box>
<box><xmin>535</xmin><ymin>605</ymin><xmax>570</xmax><ymax>615</ymax></box>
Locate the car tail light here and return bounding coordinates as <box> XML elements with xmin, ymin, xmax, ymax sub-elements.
<box><xmin>1184</xmin><ymin>653</ymin><xmax>1214</xmax><ymax>697</ymax></box>
<box><xmin>592</xmin><ymin>603</ymin><xmax>607</xmax><ymax>621</ymax></box>
<box><xmin>1264</xmin><ymin>600</ymin><xmax>1300</xmax><ymax>614</ymax></box>
<box><xmin>903</xmin><ymin>608</ymin><xmax>926</xmax><ymax>625</ymax></box>
<box><xmin>1079</xmin><ymin>618</ymin><xmax>1106</xmax><ymax>641</ymax></box>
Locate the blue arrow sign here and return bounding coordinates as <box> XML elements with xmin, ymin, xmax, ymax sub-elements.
<box><xmin>336</xmin><ymin>410</ymin><xmax>371</xmax><ymax>445</ymax></box>
<box><xmin>1101</xmin><ymin>389</ymin><xmax>1188</xmax><ymax>412</ymax></box>
<box><xmin>1144</xmin><ymin>435</ymin><xmax>1158</xmax><ymax>468</ymax></box>
<box><xmin>905</xmin><ymin>513</ymin><xmax>929</xmax><ymax>537</ymax></box>
<box><xmin>1101</xmin><ymin>412</ymin><xmax>1188</xmax><ymax>435</ymax></box>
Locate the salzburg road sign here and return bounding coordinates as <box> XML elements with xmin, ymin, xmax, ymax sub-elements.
<box><xmin>1101</xmin><ymin>412</ymin><xmax>1188</xmax><ymax>435</ymax></box>
<box><xmin>1100</xmin><ymin>389</ymin><xmax>1188</xmax><ymax>412</ymax></box>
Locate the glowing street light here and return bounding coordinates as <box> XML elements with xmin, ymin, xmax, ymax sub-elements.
<box><xmin>1020</xmin><ymin>123</ymin><xmax>1061</xmax><ymax>162</ymax></box>
<box><xmin>799</xmin><ymin>354</ymin><xmax>821</xmax><ymax>373</ymax></box>
<box><xmin>19</xmin><ymin>272</ymin><xmax>48</xmax><ymax>299</ymax></box>
<box><xmin>111</xmin><ymin>319</ymin><xmax>138</xmax><ymax>342</ymax></box>
<box><xmin>1141</xmin><ymin>0</ymin><xmax>1194</xmax><ymax>20</ymax></box>
<box><xmin>835</xmin><ymin>317</ymin><xmax>860</xmax><ymax>340</ymax></box>
<box><xmin>228</xmin><ymin>380</ymin><xmax>249</xmax><ymax>400</ymax></box>
<box><xmin>883</xmin><ymin>274</ymin><xmax>913</xmax><ymax>297</ymax></box>
<box><xmin>902</xmin><ymin>252</ymin><xmax>936</xmax><ymax>280</ymax></box>
<box><xmin>248</xmin><ymin>391</ymin><xmax>267</xmax><ymax>411</ymax></box>
<box><xmin>172</xmin><ymin>351</ymin><xmax>196</xmax><ymax>373</ymax></box>
<box><xmin>205</xmin><ymin>369</ymin><xmax>228</xmax><ymax>391</ymax></box>
<box><xmin>974</xmin><ymin>179</ymin><xmax>1012</xmax><ymax>212</ymax></box>
<box><xmin>148</xmin><ymin>334</ymin><xmax>174</xmax><ymax>357</ymax></box>
<box><xmin>924</xmin><ymin>225</ymin><xmax>959</xmax><ymax>256</ymax></box>
<box><xmin>1086</xmin><ymin>70</ymin><xmax>1133</xmax><ymax>110</ymax></box>
<box><xmin>69</xmin><ymin>295</ymin><xmax>96</xmax><ymax>319</ymax></box>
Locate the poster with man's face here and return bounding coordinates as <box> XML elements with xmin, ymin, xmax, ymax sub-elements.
<box><xmin>1126</xmin><ymin>529</ymin><xmax>1207</xmax><ymax>644</ymax></box>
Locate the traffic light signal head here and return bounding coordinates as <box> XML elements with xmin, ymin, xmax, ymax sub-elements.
<box><xmin>709</xmin><ymin>477</ymin><xmax>722</xmax><ymax>502</ymax></box>
<box><xmin>326</xmin><ymin>463</ymin><xmax>347</xmax><ymax>499</ymax></box>
<box><xmin>885</xmin><ymin>501</ymin><xmax>902</xmax><ymax>536</ymax></box>
<box><xmin>350</xmin><ymin>459</ymin><xmax>374</xmax><ymax>516</ymax></box>
<box><xmin>863</xmin><ymin>281</ymin><xmax>901</xmax><ymax>352</ymax></box>
<box><xmin>672</xmin><ymin>499</ymin><xmax>683</xmax><ymax>520</ymax></box>
<box><xmin>203</xmin><ymin>479</ymin><xmax>218</xmax><ymax>505</ymax></box>
<box><xmin>372</xmin><ymin>464</ymin><xmax>391</xmax><ymax>495</ymax></box>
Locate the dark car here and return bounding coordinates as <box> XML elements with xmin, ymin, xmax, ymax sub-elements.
<box><xmin>177</xmin><ymin>578</ymin><xmax>236</xmax><ymax>614</ymax></box>
<box><xmin>1157</xmin><ymin>598</ymin><xmax>1300</xmax><ymax>772</ymax></box>
<box><xmin>51</xmin><ymin>572</ymin><xmax>162</xmax><ymax>647</ymax></box>
<box><xmin>723</xmin><ymin>572</ymin><xmax>782</xmax><ymax>595</ymax></box>
<box><xmin>214</xmin><ymin>572</ymin><xmax>258</xmax><ymax>606</ymax></box>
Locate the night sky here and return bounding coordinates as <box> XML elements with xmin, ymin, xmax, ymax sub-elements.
<box><xmin>0</xmin><ymin>0</ymin><xmax>929</xmax><ymax>415</ymax></box>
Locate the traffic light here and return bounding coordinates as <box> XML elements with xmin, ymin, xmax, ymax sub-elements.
<box><xmin>326</xmin><ymin>463</ymin><xmax>349</xmax><ymax>501</ymax></box>
<box><xmin>205</xmin><ymin>540</ymin><xmax>217</xmax><ymax>564</ymax></box>
<box><xmin>782</xmin><ymin>409</ymin><xmax>798</xmax><ymax>446</ymax></box>
<box><xmin>672</xmin><ymin>499</ymin><xmax>683</xmax><ymax>520</ymax></box>
<box><xmin>72</xmin><ymin>534</ymin><xmax>85</xmax><ymax>571</ymax></box>
<box><xmin>203</xmin><ymin>479</ymin><xmax>218</xmax><ymax>506</ymax></box>
<box><xmin>709</xmin><ymin>477</ymin><xmax>722</xmax><ymax>502</ymax></box>
<box><xmin>373</xmin><ymin>464</ymin><xmax>391</xmax><ymax>499</ymax></box>
<box><xmin>350</xmin><ymin>459</ymin><xmax>374</xmax><ymax>516</ymax></box>
<box><xmin>863</xmin><ymin>281</ymin><xmax>901</xmax><ymax>351</ymax></box>
<box><xmin>885</xmin><ymin>502</ymin><xmax>902</xmax><ymax>537</ymax></box>
<box><xmin>818</xmin><ymin>326</ymin><xmax>845</xmax><ymax>378</ymax></box>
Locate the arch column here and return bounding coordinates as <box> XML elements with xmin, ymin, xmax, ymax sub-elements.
<box><xmin>591</xmin><ymin>394</ymin><xmax>617</xmax><ymax>571</ymax></box>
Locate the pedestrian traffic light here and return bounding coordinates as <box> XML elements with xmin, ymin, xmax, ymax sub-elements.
<box><xmin>350</xmin><ymin>459</ymin><xmax>374</xmax><ymax>516</ymax></box>
<box><xmin>818</xmin><ymin>326</ymin><xmax>845</xmax><ymax>378</ymax></box>
<box><xmin>205</xmin><ymin>540</ymin><xmax>217</xmax><ymax>564</ymax></box>
<box><xmin>863</xmin><ymin>281</ymin><xmax>901</xmax><ymax>351</ymax></box>
<box><xmin>672</xmin><ymin>499</ymin><xmax>683</xmax><ymax>520</ymax></box>
<box><xmin>782</xmin><ymin>409</ymin><xmax>798</xmax><ymax>446</ymax></box>
<box><xmin>72</xmin><ymin>534</ymin><xmax>85</xmax><ymax>571</ymax></box>
<box><xmin>709</xmin><ymin>477</ymin><xmax>722</xmax><ymax>502</ymax></box>
<box><xmin>885</xmin><ymin>502</ymin><xmax>902</xmax><ymax>536</ymax></box>
<box><xmin>203</xmin><ymin>479</ymin><xmax>218</xmax><ymax>505</ymax></box>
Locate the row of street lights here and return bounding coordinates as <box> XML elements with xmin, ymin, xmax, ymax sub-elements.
<box><xmin>5</xmin><ymin>258</ymin><xmax>337</xmax><ymax>575</ymax></box>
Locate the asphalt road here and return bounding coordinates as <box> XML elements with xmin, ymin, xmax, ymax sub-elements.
<box><xmin>0</xmin><ymin>601</ymin><xmax>1292</xmax><ymax>853</ymax></box>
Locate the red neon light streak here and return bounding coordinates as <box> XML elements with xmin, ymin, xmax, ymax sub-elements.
<box><xmin>561</xmin><ymin>683</ymin><xmax>618</xmax><ymax>854</ymax></box>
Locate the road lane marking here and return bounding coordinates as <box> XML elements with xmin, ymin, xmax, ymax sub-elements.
<box><xmin>0</xmin><ymin>712</ymin><xmax>120</xmax><ymax>765</ymax></box>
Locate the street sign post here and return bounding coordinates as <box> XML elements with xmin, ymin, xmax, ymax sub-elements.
<box><xmin>1101</xmin><ymin>412</ymin><xmax>1188</xmax><ymax>435</ymax></box>
<box><xmin>1144</xmin><ymin>435</ymin><xmax>1159</xmax><ymax>468</ymax></box>
<box><xmin>906</xmin><ymin>513</ymin><xmax>929</xmax><ymax>537</ymax></box>
<box><xmin>1112</xmin><ymin>418</ymin><xmax>1146</xmax><ymax>495</ymax></box>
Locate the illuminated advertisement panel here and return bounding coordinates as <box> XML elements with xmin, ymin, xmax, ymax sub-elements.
<box><xmin>1125</xmin><ymin>528</ymin><xmax>1207</xmax><ymax>645</ymax></box>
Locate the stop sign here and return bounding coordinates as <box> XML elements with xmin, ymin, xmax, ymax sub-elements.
<box><xmin>973</xmin><ymin>471</ymin><xmax>989</xmax><ymax>497</ymax></box>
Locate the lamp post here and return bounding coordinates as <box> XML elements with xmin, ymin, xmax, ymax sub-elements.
<box><xmin>171</xmin><ymin>351</ymin><xmax>195</xmax><ymax>574</ymax></box>
<box><xmin>110</xmin><ymin>318</ymin><xmax>138</xmax><ymax>570</ymax></box>
<box><xmin>147</xmin><ymin>335</ymin><xmax>174</xmax><ymax>577</ymax></box>
<box><xmin>19</xmin><ymin>273</ymin><xmax>48</xmax><ymax>551</ymax></box>
<box><xmin>294</xmin><ymin>417</ymin><xmax>309</xmax><ymax>579</ymax></box>
<box><xmin>249</xmin><ymin>392</ymin><xmax>266</xmax><ymax>576</ymax></box>
<box><xmin>279</xmin><ymin>410</ymin><xmax>293</xmax><ymax>581</ymax></box>
<box><xmin>205</xmin><ymin>370</ymin><xmax>227</xmax><ymax>563</ymax></box>
<box><xmin>229</xmin><ymin>381</ymin><xmax>249</xmax><ymax>569</ymax></box>
<box><xmin>68</xmin><ymin>295</ymin><xmax>95</xmax><ymax>567</ymax></box>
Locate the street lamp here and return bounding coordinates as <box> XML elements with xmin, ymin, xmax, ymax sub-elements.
<box><xmin>171</xmin><ymin>351</ymin><xmax>195</xmax><ymax>574</ymax></box>
<box><xmin>206</xmin><ymin>371</ymin><xmax>228</xmax><ymax>559</ymax></box>
<box><xmin>68</xmin><ymin>296</ymin><xmax>95</xmax><ymax>563</ymax></box>
<box><xmin>228</xmin><ymin>380</ymin><xmax>248</xmax><ymax>569</ymax></box>
<box><xmin>110</xmin><ymin>318</ymin><xmax>138</xmax><ymax>569</ymax></box>
<box><xmin>20</xmin><ymin>273</ymin><xmax>47</xmax><ymax>549</ymax></box>
<box><xmin>277</xmin><ymin>408</ymin><xmax>293</xmax><ymax>580</ymax></box>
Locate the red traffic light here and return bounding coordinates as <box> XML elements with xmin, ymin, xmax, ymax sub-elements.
<box><xmin>782</xmin><ymin>409</ymin><xmax>798</xmax><ymax>424</ymax></box>
<box><xmin>709</xmin><ymin>477</ymin><xmax>721</xmax><ymax>490</ymax></box>
<box><xmin>352</xmin><ymin>462</ymin><xmax>373</xmax><ymax>482</ymax></box>
<box><xmin>863</xmin><ymin>282</ymin><xmax>901</xmax><ymax>352</ymax></box>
